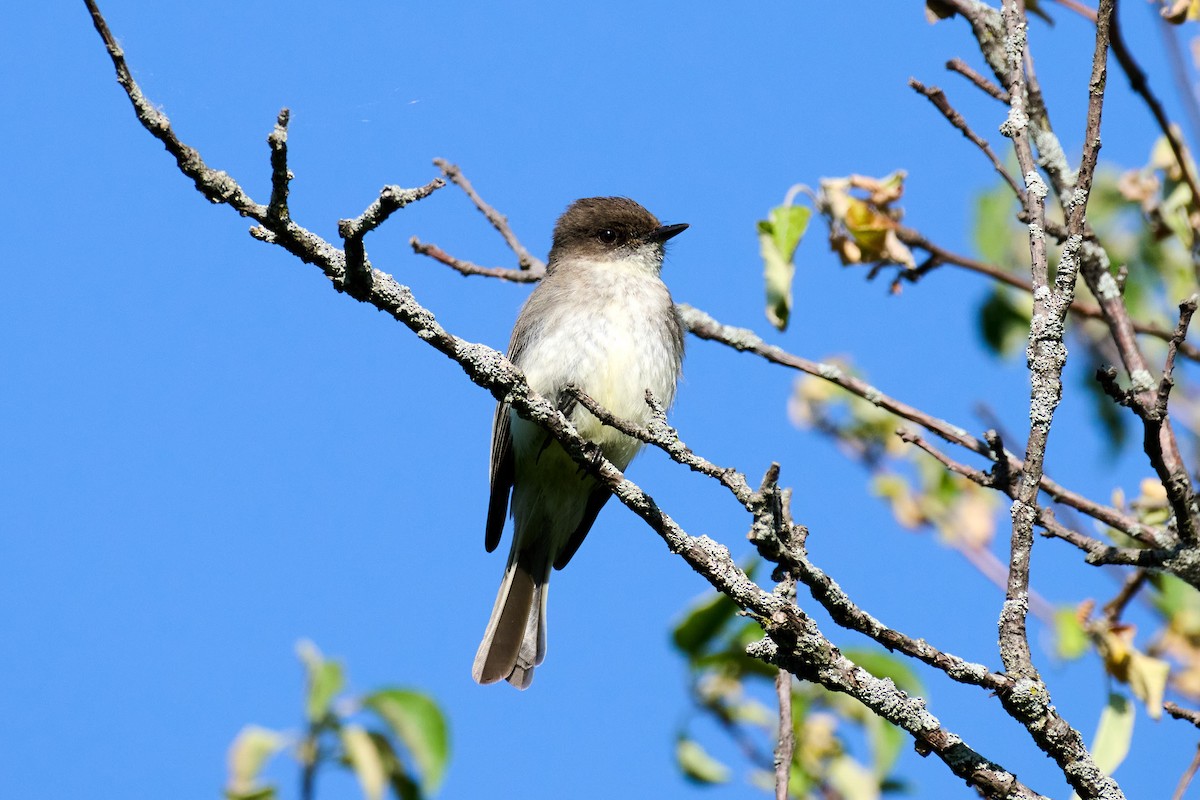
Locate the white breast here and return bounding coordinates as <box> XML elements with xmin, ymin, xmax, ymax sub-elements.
<box><xmin>515</xmin><ymin>257</ymin><xmax>681</xmax><ymax>468</ymax></box>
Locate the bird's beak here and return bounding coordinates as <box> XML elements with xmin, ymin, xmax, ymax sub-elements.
<box><xmin>648</xmin><ymin>222</ymin><xmax>689</xmax><ymax>243</ymax></box>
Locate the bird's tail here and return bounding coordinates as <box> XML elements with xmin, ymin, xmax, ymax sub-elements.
<box><xmin>472</xmin><ymin>553</ymin><xmax>549</xmax><ymax>689</ymax></box>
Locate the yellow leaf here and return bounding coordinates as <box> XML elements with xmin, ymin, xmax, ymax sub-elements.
<box><xmin>1094</xmin><ymin>626</ymin><xmax>1171</xmax><ymax>718</ymax></box>
<box><xmin>1127</xmin><ymin>650</ymin><xmax>1170</xmax><ymax>719</ymax></box>
<box><xmin>341</xmin><ymin>724</ymin><xmax>386</xmax><ymax>800</ymax></box>
<box><xmin>226</xmin><ymin>726</ymin><xmax>284</xmax><ymax>796</ymax></box>
<box><xmin>1138</xmin><ymin>478</ymin><xmax>1167</xmax><ymax>504</ymax></box>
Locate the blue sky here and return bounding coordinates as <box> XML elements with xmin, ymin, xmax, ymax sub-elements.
<box><xmin>4</xmin><ymin>1</ymin><xmax>1198</xmax><ymax>798</ymax></box>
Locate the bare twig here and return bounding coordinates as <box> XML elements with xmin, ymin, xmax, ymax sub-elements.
<box><xmin>985</xmin><ymin>2</ymin><xmax>1123</xmax><ymax>797</ymax></box>
<box><xmin>939</xmin><ymin>1</ymin><xmax>1190</xmax><ymax>455</ymax></box>
<box><xmin>1160</xmin><ymin>17</ymin><xmax>1200</xmax><ymax>148</ymax></box>
<box><xmin>773</xmin><ymin>668</ymin><xmax>794</xmax><ymax>800</ymax></box>
<box><xmin>1049</xmin><ymin>0</ymin><xmax>1098</xmax><ymax>22</ymax></box>
<box><xmin>1102</xmin><ymin>296</ymin><xmax>1200</xmax><ymax>546</ymax></box>
<box><xmin>1167</xmin><ymin>701</ymin><xmax>1200</xmax><ymax>729</ymax></box>
<box><xmin>947</xmin><ymin>57</ymin><xmax>1010</xmax><ymax>102</ymax></box>
<box><xmin>267</xmin><ymin>109</ymin><xmax>292</xmax><ymax>223</ymax></box>
<box><xmin>909</xmin><ymin>78</ymin><xmax>1026</xmax><ymax>199</ymax></box>
<box><xmin>892</xmin><ymin>225</ymin><xmax>1200</xmax><ymax>362</ymax></box>
<box><xmin>1156</xmin><ymin>296</ymin><xmax>1198</xmax><ymax>416</ymax></box>
<box><xmin>1172</xmin><ymin>744</ymin><xmax>1200</xmax><ymax>800</ymax></box>
<box><xmin>568</xmin><ymin>388</ymin><xmax>1017</xmax><ymax>695</ymax></box>
<box><xmin>996</xmin><ymin>0</ymin><xmax>1072</xmax><ymax>683</ymax></box>
<box><xmin>1101</xmin><ymin>569</ymin><xmax>1148</xmax><ymax>624</ymax></box>
<box><xmin>676</xmin><ymin>304</ymin><xmax>1163</xmax><ymax>547</ymax></box>
<box><xmin>339</xmin><ymin>181</ymin><xmax>446</xmax><ymax>295</ymax></box>
<box><xmin>410</xmin><ymin>237</ymin><xmax>544</xmax><ymax>282</ymax></box>
<box><xmin>433</xmin><ymin>158</ymin><xmax>545</xmax><ymax>272</ymax></box>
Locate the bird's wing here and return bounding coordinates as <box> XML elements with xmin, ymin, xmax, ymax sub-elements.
<box><xmin>553</xmin><ymin>486</ymin><xmax>612</xmax><ymax>570</ymax></box>
<box><xmin>486</xmin><ymin>312</ymin><xmax>538</xmax><ymax>553</ymax></box>
<box><xmin>485</xmin><ymin>399</ymin><xmax>515</xmax><ymax>553</ymax></box>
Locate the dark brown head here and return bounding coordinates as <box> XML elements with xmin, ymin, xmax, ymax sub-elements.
<box><xmin>546</xmin><ymin>197</ymin><xmax>687</xmax><ymax>274</ymax></box>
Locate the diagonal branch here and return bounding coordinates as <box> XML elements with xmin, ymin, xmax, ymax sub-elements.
<box><xmin>85</xmin><ymin>3</ymin><xmax>1047</xmax><ymax>796</ymax></box>
<box><xmin>338</xmin><ymin>181</ymin><xmax>446</xmax><ymax>297</ymax></box>
<box><xmin>676</xmin><ymin>304</ymin><xmax>1163</xmax><ymax>547</ymax></box>
<box><xmin>909</xmin><ymin>77</ymin><xmax>1026</xmax><ymax>200</ymax></box>
<box><xmin>409</xmin><ymin>237</ymin><xmax>543</xmax><ymax>282</ymax></box>
<box><xmin>892</xmin><ymin>225</ymin><xmax>1200</xmax><ymax>362</ymax></box>
<box><xmin>433</xmin><ymin>158</ymin><xmax>545</xmax><ymax>273</ymax></box>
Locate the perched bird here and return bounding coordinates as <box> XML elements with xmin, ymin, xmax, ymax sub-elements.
<box><xmin>473</xmin><ymin>197</ymin><xmax>687</xmax><ymax>688</ymax></box>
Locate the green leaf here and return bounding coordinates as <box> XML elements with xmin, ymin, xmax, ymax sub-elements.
<box><xmin>363</xmin><ymin>688</ymin><xmax>450</xmax><ymax>793</ymax></box>
<box><xmin>1054</xmin><ymin>607</ymin><xmax>1090</xmax><ymax>660</ymax></box>
<box><xmin>226</xmin><ymin>725</ymin><xmax>284</xmax><ymax>797</ymax></box>
<box><xmin>767</xmin><ymin>204</ymin><xmax>812</xmax><ymax>261</ymax></box>
<box><xmin>1090</xmin><ymin>694</ymin><xmax>1134</xmax><ymax>776</ymax></box>
<box><xmin>977</xmin><ymin>289</ymin><xmax>1030</xmax><ymax>356</ymax></box>
<box><xmin>841</xmin><ymin>648</ymin><xmax>922</xmax><ymax>695</ymax></box>
<box><xmin>759</xmin><ymin>204</ymin><xmax>812</xmax><ymax>331</ymax></box>
<box><xmin>676</xmin><ymin>737</ymin><xmax>731</xmax><ymax>784</ymax></box>
<box><xmin>342</xmin><ymin>724</ymin><xmax>388</xmax><ymax>800</ymax></box>
<box><xmin>672</xmin><ymin>590</ymin><xmax>741</xmax><ymax>659</ymax></box>
<box><xmin>1151</xmin><ymin>574</ymin><xmax>1200</xmax><ymax>637</ymax></box>
<box><xmin>297</xmin><ymin>640</ymin><xmax>345</xmax><ymax>724</ymax></box>
<box><xmin>363</xmin><ymin>732</ymin><xmax>422</xmax><ymax>800</ymax></box>
<box><xmin>838</xmin><ymin>649</ymin><xmax>923</xmax><ymax>778</ymax></box>
<box><xmin>225</xmin><ymin>789</ymin><xmax>277</xmax><ymax>800</ymax></box>
<box><xmin>972</xmin><ymin>180</ymin><xmax>1018</xmax><ymax>265</ymax></box>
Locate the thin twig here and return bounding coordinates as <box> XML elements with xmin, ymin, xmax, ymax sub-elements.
<box><xmin>774</xmin><ymin>668</ymin><xmax>794</xmax><ymax>800</ymax></box>
<box><xmin>410</xmin><ymin>237</ymin><xmax>543</xmax><ymax>282</ymax></box>
<box><xmin>1155</xmin><ymin>296</ymin><xmax>1198</xmax><ymax>418</ymax></box>
<box><xmin>676</xmin><ymin>304</ymin><xmax>1163</xmax><ymax>546</ymax></box>
<box><xmin>1167</xmin><ymin>702</ymin><xmax>1200</xmax><ymax>729</ymax></box>
<box><xmin>567</xmin><ymin>388</ymin><xmax>1017</xmax><ymax>694</ymax></box>
<box><xmin>1172</xmin><ymin>744</ymin><xmax>1200</xmax><ymax>800</ymax></box>
<box><xmin>1160</xmin><ymin>17</ymin><xmax>1200</xmax><ymax>148</ymax></box>
<box><xmin>996</xmin><ymin>0</ymin><xmax>1070</xmax><ymax>683</ymax></box>
<box><xmin>339</xmin><ymin>181</ymin><xmax>446</xmax><ymax>295</ymax></box>
<box><xmin>986</xmin><ymin>2</ymin><xmax>1124</xmax><ymax>797</ymax></box>
<box><xmin>1101</xmin><ymin>569</ymin><xmax>1148</xmax><ymax>624</ymax></box>
<box><xmin>267</xmin><ymin>109</ymin><xmax>292</xmax><ymax>223</ymax></box>
<box><xmin>909</xmin><ymin>78</ymin><xmax>1026</xmax><ymax>200</ymax></box>
<box><xmin>1048</xmin><ymin>0</ymin><xmax>1098</xmax><ymax>22</ymax></box>
<box><xmin>433</xmin><ymin>158</ymin><xmax>545</xmax><ymax>272</ymax></box>
<box><xmin>946</xmin><ymin>57</ymin><xmax>1010</xmax><ymax>103</ymax></box>
<box><xmin>892</xmin><ymin>225</ymin><xmax>1200</xmax><ymax>363</ymax></box>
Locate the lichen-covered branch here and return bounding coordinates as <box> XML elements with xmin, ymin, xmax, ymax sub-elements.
<box><xmin>85</xmin><ymin>3</ymin><xmax>1047</xmax><ymax>795</ymax></box>
<box><xmin>676</xmin><ymin>304</ymin><xmax>1162</xmax><ymax>547</ymax></box>
<box><xmin>943</xmin><ymin>0</ymin><xmax>1199</xmax><ymax>553</ymax></box>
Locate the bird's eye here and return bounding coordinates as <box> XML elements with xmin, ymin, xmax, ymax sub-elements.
<box><xmin>596</xmin><ymin>228</ymin><xmax>618</xmax><ymax>245</ymax></box>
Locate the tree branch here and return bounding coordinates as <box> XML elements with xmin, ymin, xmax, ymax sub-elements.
<box><xmin>410</xmin><ymin>237</ymin><xmax>544</xmax><ymax>282</ymax></box>
<box><xmin>676</xmin><ymin>304</ymin><xmax>1164</xmax><ymax>547</ymax></box>
<box><xmin>909</xmin><ymin>77</ymin><xmax>1026</xmax><ymax>200</ymax></box>
<box><xmin>84</xmin><ymin>3</ymin><xmax>1048</xmax><ymax>795</ymax></box>
<box><xmin>433</xmin><ymin>158</ymin><xmax>545</xmax><ymax>273</ymax></box>
<box><xmin>1108</xmin><ymin>0</ymin><xmax>1200</xmax><ymax>268</ymax></box>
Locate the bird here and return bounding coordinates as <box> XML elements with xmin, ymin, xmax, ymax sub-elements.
<box><xmin>472</xmin><ymin>197</ymin><xmax>687</xmax><ymax>688</ymax></box>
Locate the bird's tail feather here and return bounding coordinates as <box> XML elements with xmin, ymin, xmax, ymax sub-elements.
<box><xmin>472</xmin><ymin>558</ymin><xmax>549</xmax><ymax>689</ymax></box>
